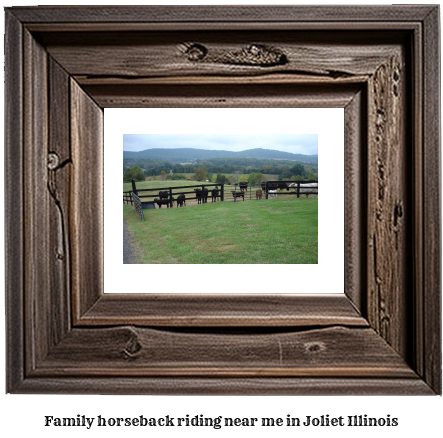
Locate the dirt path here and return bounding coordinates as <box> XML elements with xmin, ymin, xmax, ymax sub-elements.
<box><xmin>123</xmin><ymin>219</ymin><xmax>139</xmax><ymax>264</ymax></box>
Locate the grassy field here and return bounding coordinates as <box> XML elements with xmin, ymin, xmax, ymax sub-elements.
<box><xmin>123</xmin><ymin>175</ymin><xmax>280</xmax><ymax>192</ymax></box>
<box><xmin>123</xmin><ymin>179</ymin><xmax>203</xmax><ymax>192</ymax></box>
<box><xmin>124</xmin><ymin>198</ymin><xmax>317</xmax><ymax>264</ymax></box>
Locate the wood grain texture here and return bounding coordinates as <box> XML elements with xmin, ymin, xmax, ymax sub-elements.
<box><xmin>8</xmin><ymin>5</ymin><xmax>437</xmax><ymax>23</ymax></box>
<box><xmin>4</xmin><ymin>5</ymin><xmax>441</xmax><ymax>394</ymax></box>
<box><xmin>422</xmin><ymin>6</ymin><xmax>441</xmax><ymax>394</ymax></box>
<box><xmin>70</xmin><ymin>81</ymin><xmax>104</xmax><ymax>320</ymax></box>
<box><xmin>366</xmin><ymin>51</ymin><xmax>409</xmax><ymax>358</ymax></box>
<box><xmin>48</xmin><ymin>58</ymin><xmax>72</xmax><ymax>345</ymax></box>
<box><xmin>83</xmin><ymin>82</ymin><xmax>361</xmax><ymax>109</ymax></box>
<box><xmin>344</xmin><ymin>90</ymin><xmax>366</xmax><ymax>313</ymax></box>
<box><xmin>41</xmin><ymin>32</ymin><xmax>402</xmax><ymax>79</ymax></box>
<box><xmin>79</xmin><ymin>294</ymin><xmax>367</xmax><ymax>327</ymax></box>
<box><xmin>4</xmin><ymin>10</ymin><xmax>24</xmax><ymax>393</ymax></box>
<box><xmin>12</xmin><ymin>377</ymin><xmax>434</xmax><ymax>396</ymax></box>
<box><xmin>23</xmin><ymin>29</ymin><xmax>50</xmax><ymax>372</ymax></box>
<box><xmin>37</xmin><ymin>326</ymin><xmax>415</xmax><ymax>378</ymax></box>
<box><xmin>411</xmin><ymin>18</ymin><xmax>425</xmax><ymax>383</ymax></box>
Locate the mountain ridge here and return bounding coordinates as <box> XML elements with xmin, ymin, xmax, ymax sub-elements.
<box><xmin>123</xmin><ymin>147</ymin><xmax>318</xmax><ymax>163</ymax></box>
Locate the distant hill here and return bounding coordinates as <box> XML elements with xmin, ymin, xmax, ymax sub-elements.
<box><xmin>123</xmin><ymin>148</ymin><xmax>318</xmax><ymax>163</ymax></box>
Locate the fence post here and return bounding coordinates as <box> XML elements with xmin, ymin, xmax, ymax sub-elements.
<box><xmin>265</xmin><ymin>181</ymin><xmax>268</xmax><ymax>199</ymax></box>
<box><xmin>221</xmin><ymin>183</ymin><xmax>224</xmax><ymax>202</ymax></box>
<box><xmin>131</xmin><ymin>179</ymin><xmax>138</xmax><ymax>196</ymax></box>
<box><xmin>169</xmin><ymin>187</ymin><xmax>173</xmax><ymax>207</ymax></box>
<box><xmin>297</xmin><ymin>182</ymin><xmax>300</xmax><ymax>198</ymax></box>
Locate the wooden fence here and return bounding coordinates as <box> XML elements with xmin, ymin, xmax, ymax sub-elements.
<box><xmin>124</xmin><ymin>179</ymin><xmax>318</xmax><ymax>208</ymax></box>
<box><xmin>123</xmin><ymin>180</ymin><xmax>224</xmax><ymax>207</ymax></box>
<box><xmin>263</xmin><ymin>180</ymin><xmax>318</xmax><ymax>199</ymax></box>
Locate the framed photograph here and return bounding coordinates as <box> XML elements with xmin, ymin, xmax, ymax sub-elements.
<box><xmin>5</xmin><ymin>5</ymin><xmax>440</xmax><ymax>394</ymax></box>
<box><xmin>108</xmin><ymin>108</ymin><xmax>342</xmax><ymax>294</ymax></box>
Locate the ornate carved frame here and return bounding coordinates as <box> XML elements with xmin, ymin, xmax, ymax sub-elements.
<box><xmin>5</xmin><ymin>6</ymin><xmax>441</xmax><ymax>394</ymax></box>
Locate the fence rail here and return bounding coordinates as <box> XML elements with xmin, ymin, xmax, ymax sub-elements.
<box><xmin>124</xmin><ymin>179</ymin><xmax>318</xmax><ymax>210</ymax></box>
<box><xmin>123</xmin><ymin>191</ymin><xmax>134</xmax><ymax>205</ymax></box>
<box><xmin>263</xmin><ymin>180</ymin><xmax>318</xmax><ymax>199</ymax></box>
<box><xmin>124</xmin><ymin>182</ymin><xmax>225</xmax><ymax>205</ymax></box>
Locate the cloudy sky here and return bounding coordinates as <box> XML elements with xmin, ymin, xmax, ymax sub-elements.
<box><xmin>123</xmin><ymin>134</ymin><xmax>318</xmax><ymax>155</ymax></box>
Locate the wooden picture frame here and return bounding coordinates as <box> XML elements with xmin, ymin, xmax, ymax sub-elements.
<box><xmin>5</xmin><ymin>5</ymin><xmax>441</xmax><ymax>394</ymax></box>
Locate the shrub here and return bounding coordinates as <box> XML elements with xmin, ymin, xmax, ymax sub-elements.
<box><xmin>123</xmin><ymin>165</ymin><xmax>144</xmax><ymax>183</ymax></box>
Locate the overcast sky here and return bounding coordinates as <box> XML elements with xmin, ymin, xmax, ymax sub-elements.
<box><xmin>123</xmin><ymin>134</ymin><xmax>318</xmax><ymax>155</ymax></box>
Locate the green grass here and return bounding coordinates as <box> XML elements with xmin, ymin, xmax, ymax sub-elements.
<box><xmin>123</xmin><ymin>179</ymin><xmax>193</xmax><ymax>192</ymax></box>
<box><xmin>124</xmin><ymin>198</ymin><xmax>317</xmax><ymax>264</ymax></box>
<box><xmin>123</xmin><ymin>175</ymin><xmax>280</xmax><ymax>192</ymax></box>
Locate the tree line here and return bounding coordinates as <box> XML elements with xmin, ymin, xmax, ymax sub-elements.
<box><xmin>123</xmin><ymin>157</ymin><xmax>318</xmax><ymax>183</ymax></box>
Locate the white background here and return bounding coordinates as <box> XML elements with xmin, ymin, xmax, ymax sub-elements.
<box><xmin>107</xmin><ymin>108</ymin><xmax>343</xmax><ymax>294</ymax></box>
<box><xmin>1</xmin><ymin>1</ymin><xmax>442</xmax><ymax>438</ymax></box>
